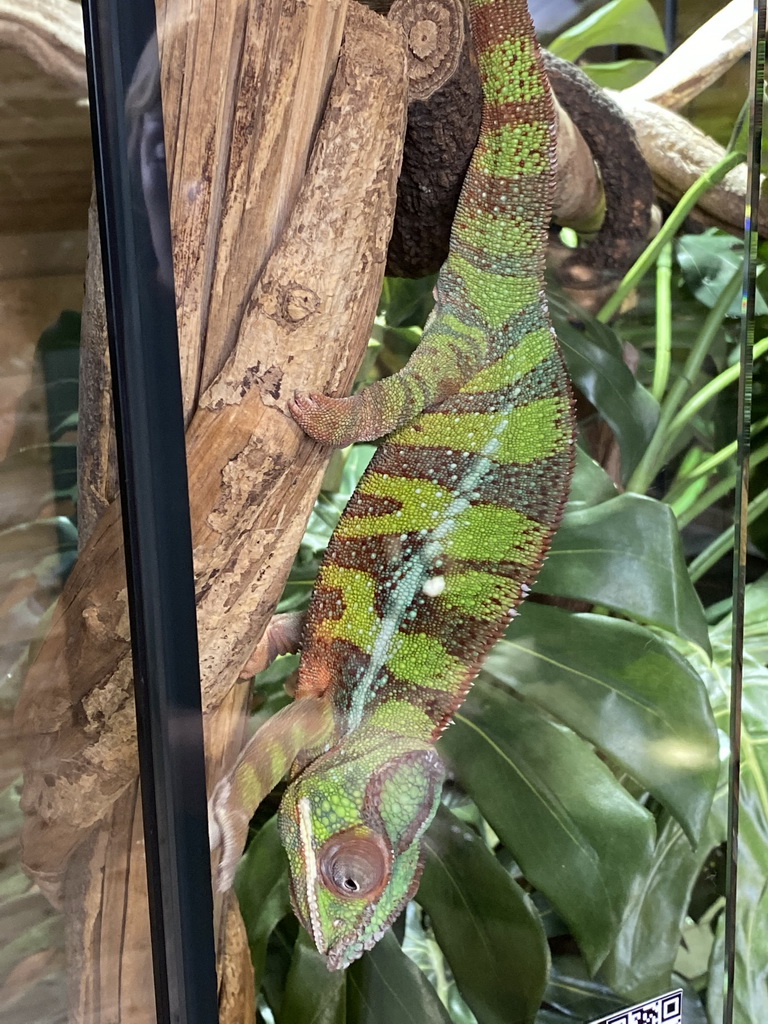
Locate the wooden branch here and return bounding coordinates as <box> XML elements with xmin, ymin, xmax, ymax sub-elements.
<box><xmin>623</xmin><ymin>0</ymin><xmax>751</xmax><ymax>111</ymax></box>
<box><xmin>612</xmin><ymin>91</ymin><xmax>766</xmax><ymax>239</ymax></box>
<box><xmin>16</xmin><ymin>2</ymin><xmax>407</xmax><ymax>1021</ymax></box>
<box><xmin>0</xmin><ymin>0</ymin><xmax>87</xmax><ymax>93</ymax></box>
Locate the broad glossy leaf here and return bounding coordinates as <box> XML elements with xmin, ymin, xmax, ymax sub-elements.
<box><xmin>419</xmin><ymin>805</ymin><xmax>549</xmax><ymax>1024</ymax></box>
<box><xmin>537</xmin><ymin>493</ymin><xmax>710</xmax><ymax>652</ymax></box>
<box><xmin>490</xmin><ymin>603</ymin><xmax>719</xmax><ymax>842</ymax></box>
<box><xmin>551</xmin><ymin>298</ymin><xmax>659</xmax><ymax>481</ymax></box>
<box><xmin>541</xmin><ymin>955</ymin><xmax>625</xmax><ymax>1021</ymax></box>
<box><xmin>279</xmin><ymin>931</ymin><xmax>346</xmax><ymax>1024</ymax></box>
<box><xmin>440</xmin><ymin>680</ymin><xmax>655</xmax><ymax>969</ymax></box>
<box><xmin>549</xmin><ymin>0</ymin><xmax>665</xmax><ymax>61</ymax></box>
<box><xmin>710</xmin><ymin>573</ymin><xmax>768</xmax><ymax>665</ymax></box>
<box><xmin>234</xmin><ymin>816</ymin><xmax>292</xmax><ymax>993</ymax></box>
<box><xmin>347</xmin><ymin>930</ymin><xmax>452</xmax><ymax>1024</ymax></box>
<box><xmin>602</xmin><ymin>784</ymin><xmax>727</xmax><ymax>1000</ymax></box>
<box><xmin>568</xmin><ymin>447</ymin><xmax>618</xmax><ymax>511</ymax></box>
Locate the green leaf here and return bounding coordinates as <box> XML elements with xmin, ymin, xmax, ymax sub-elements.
<box><xmin>704</xmin><ymin>652</ymin><xmax>768</xmax><ymax>1024</ymax></box>
<box><xmin>440</xmin><ymin>680</ymin><xmax>655</xmax><ymax>969</ymax></box>
<box><xmin>579</xmin><ymin>59</ymin><xmax>656</xmax><ymax>89</ymax></box>
<box><xmin>568</xmin><ymin>447</ymin><xmax>619</xmax><ymax>511</ymax></box>
<box><xmin>551</xmin><ymin>297</ymin><xmax>659</xmax><ymax>481</ymax></box>
<box><xmin>710</xmin><ymin>572</ymin><xmax>768</xmax><ymax>665</ymax></box>
<box><xmin>536</xmin><ymin>493</ymin><xmax>710</xmax><ymax>652</ymax></box>
<box><xmin>234</xmin><ymin>816</ymin><xmax>292</xmax><ymax>994</ymax></box>
<box><xmin>602</xmin><ymin>785</ymin><xmax>727</xmax><ymax>1000</ymax></box>
<box><xmin>541</xmin><ymin>955</ymin><xmax>625</xmax><ymax>1021</ymax></box>
<box><xmin>677</xmin><ymin>231</ymin><xmax>764</xmax><ymax>318</ymax></box>
<box><xmin>489</xmin><ymin>603</ymin><xmax>719</xmax><ymax>843</ymax></box>
<box><xmin>549</xmin><ymin>0</ymin><xmax>666</xmax><ymax>62</ymax></box>
<box><xmin>419</xmin><ymin>805</ymin><xmax>549</xmax><ymax>1024</ymax></box>
<box><xmin>279</xmin><ymin>931</ymin><xmax>346</xmax><ymax>1024</ymax></box>
<box><xmin>347</xmin><ymin>930</ymin><xmax>452</xmax><ymax>1024</ymax></box>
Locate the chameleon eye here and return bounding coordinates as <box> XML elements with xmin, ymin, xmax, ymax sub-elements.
<box><xmin>318</xmin><ymin>829</ymin><xmax>391</xmax><ymax>900</ymax></box>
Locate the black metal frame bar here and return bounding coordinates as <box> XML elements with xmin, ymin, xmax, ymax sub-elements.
<box><xmin>81</xmin><ymin>2</ymin><xmax>219</xmax><ymax>1021</ymax></box>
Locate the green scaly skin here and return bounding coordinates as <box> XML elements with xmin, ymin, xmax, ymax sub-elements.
<box><xmin>209</xmin><ymin>0</ymin><xmax>575</xmax><ymax>970</ymax></box>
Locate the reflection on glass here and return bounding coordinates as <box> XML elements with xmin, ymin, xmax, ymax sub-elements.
<box><xmin>1</xmin><ymin>0</ymin><xmax>762</xmax><ymax>1022</ymax></box>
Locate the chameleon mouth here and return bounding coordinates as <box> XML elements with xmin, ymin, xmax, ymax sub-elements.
<box><xmin>297</xmin><ymin>796</ymin><xmax>325</xmax><ymax>952</ymax></box>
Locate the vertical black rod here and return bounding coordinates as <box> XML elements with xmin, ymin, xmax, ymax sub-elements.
<box><xmin>81</xmin><ymin>3</ymin><xmax>219</xmax><ymax>1023</ymax></box>
<box><xmin>664</xmin><ymin>0</ymin><xmax>678</xmax><ymax>53</ymax></box>
<box><xmin>724</xmin><ymin>2</ymin><xmax>766</xmax><ymax>1022</ymax></box>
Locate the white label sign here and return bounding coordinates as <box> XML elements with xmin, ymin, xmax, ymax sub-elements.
<box><xmin>589</xmin><ymin>989</ymin><xmax>683</xmax><ymax>1024</ymax></box>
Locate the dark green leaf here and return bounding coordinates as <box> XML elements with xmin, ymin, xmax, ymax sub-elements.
<box><xmin>379</xmin><ymin>276</ymin><xmax>436</xmax><ymax>329</ymax></box>
<box><xmin>440</xmin><ymin>680</ymin><xmax>655</xmax><ymax>969</ymax></box>
<box><xmin>551</xmin><ymin>298</ymin><xmax>659</xmax><ymax>481</ymax></box>
<box><xmin>234</xmin><ymin>816</ymin><xmax>292</xmax><ymax>993</ymax></box>
<box><xmin>677</xmin><ymin>231</ymin><xmax>761</xmax><ymax>317</ymax></box>
<box><xmin>549</xmin><ymin>0</ymin><xmax>665</xmax><ymax>62</ymax></box>
<box><xmin>541</xmin><ymin>955</ymin><xmax>625</xmax><ymax>1021</ymax></box>
<box><xmin>347</xmin><ymin>930</ymin><xmax>452</xmax><ymax>1024</ymax></box>
<box><xmin>279</xmin><ymin>931</ymin><xmax>346</xmax><ymax>1024</ymax></box>
<box><xmin>568</xmin><ymin>447</ymin><xmax>618</xmax><ymax>511</ymax></box>
<box><xmin>602</xmin><ymin>792</ymin><xmax>726</xmax><ymax>1001</ymax></box>
<box><xmin>537</xmin><ymin>493</ymin><xmax>710</xmax><ymax>652</ymax></box>
<box><xmin>419</xmin><ymin>805</ymin><xmax>549</xmax><ymax>1024</ymax></box>
<box><xmin>490</xmin><ymin>603</ymin><xmax>719</xmax><ymax>842</ymax></box>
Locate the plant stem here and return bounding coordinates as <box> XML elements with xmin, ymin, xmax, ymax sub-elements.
<box><xmin>668</xmin><ymin>336</ymin><xmax>768</xmax><ymax>441</ymax></box>
<box><xmin>597</xmin><ymin>151</ymin><xmax>744</xmax><ymax>323</ymax></box>
<box><xmin>688</xmin><ymin>487</ymin><xmax>768</xmax><ymax>583</ymax></box>
<box><xmin>676</xmin><ymin>442</ymin><xmax>768</xmax><ymax>528</ymax></box>
<box><xmin>652</xmin><ymin>242</ymin><xmax>673</xmax><ymax>400</ymax></box>
<box><xmin>674</xmin><ymin>414</ymin><xmax>768</xmax><ymax>484</ymax></box>
<box><xmin>627</xmin><ymin>266</ymin><xmax>743</xmax><ymax>494</ymax></box>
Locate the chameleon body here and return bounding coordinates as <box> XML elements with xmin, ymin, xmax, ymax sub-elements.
<box><xmin>210</xmin><ymin>0</ymin><xmax>575</xmax><ymax>971</ymax></box>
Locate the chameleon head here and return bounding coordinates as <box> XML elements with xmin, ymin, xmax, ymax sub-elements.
<box><xmin>277</xmin><ymin>734</ymin><xmax>445</xmax><ymax>969</ymax></box>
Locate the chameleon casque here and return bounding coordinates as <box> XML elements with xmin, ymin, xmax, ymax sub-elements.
<box><xmin>210</xmin><ymin>0</ymin><xmax>575</xmax><ymax>971</ymax></box>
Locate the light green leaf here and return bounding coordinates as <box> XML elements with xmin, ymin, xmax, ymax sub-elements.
<box><xmin>580</xmin><ymin>59</ymin><xmax>656</xmax><ymax>89</ymax></box>
<box><xmin>549</xmin><ymin>0</ymin><xmax>666</xmax><ymax>62</ymax></box>
<box><xmin>440</xmin><ymin>680</ymin><xmax>655</xmax><ymax>970</ymax></box>
<box><xmin>419</xmin><ymin>805</ymin><xmax>549</xmax><ymax>1024</ymax></box>
<box><xmin>490</xmin><ymin>603</ymin><xmax>719</xmax><ymax>842</ymax></box>
<box><xmin>536</xmin><ymin>493</ymin><xmax>710</xmax><ymax>652</ymax></box>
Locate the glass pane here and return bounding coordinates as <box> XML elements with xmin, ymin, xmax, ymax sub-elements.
<box><xmin>3</xmin><ymin>0</ymin><xmax>760</xmax><ymax>1023</ymax></box>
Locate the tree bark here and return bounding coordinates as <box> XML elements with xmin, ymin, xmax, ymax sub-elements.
<box><xmin>15</xmin><ymin>1</ymin><xmax>408</xmax><ymax>1020</ymax></box>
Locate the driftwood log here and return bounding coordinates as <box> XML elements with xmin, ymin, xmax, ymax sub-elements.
<box><xmin>16</xmin><ymin>1</ymin><xmax>408</xmax><ymax>1020</ymax></box>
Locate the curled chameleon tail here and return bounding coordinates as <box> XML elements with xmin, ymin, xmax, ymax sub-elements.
<box><xmin>210</xmin><ymin>0</ymin><xmax>575</xmax><ymax>970</ymax></box>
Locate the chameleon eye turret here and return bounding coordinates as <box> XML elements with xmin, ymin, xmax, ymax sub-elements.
<box><xmin>318</xmin><ymin>829</ymin><xmax>392</xmax><ymax>900</ymax></box>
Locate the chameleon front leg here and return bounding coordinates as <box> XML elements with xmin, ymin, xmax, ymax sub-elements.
<box><xmin>209</xmin><ymin>694</ymin><xmax>335</xmax><ymax>890</ymax></box>
<box><xmin>289</xmin><ymin>292</ymin><xmax>494</xmax><ymax>447</ymax></box>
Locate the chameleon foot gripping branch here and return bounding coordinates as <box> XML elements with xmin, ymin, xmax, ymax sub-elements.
<box><xmin>210</xmin><ymin>0</ymin><xmax>575</xmax><ymax>970</ymax></box>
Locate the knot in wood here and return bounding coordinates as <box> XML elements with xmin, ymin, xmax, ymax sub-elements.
<box><xmin>388</xmin><ymin>0</ymin><xmax>463</xmax><ymax>101</ymax></box>
<box><xmin>409</xmin><ymin>19</ymin><xmax>437</xmax><ymax>59</ymax></box>
<box><xmin>283</xmin><ymin>286</ymin><xmax>320</xmax><ymax>322</ymax></box>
